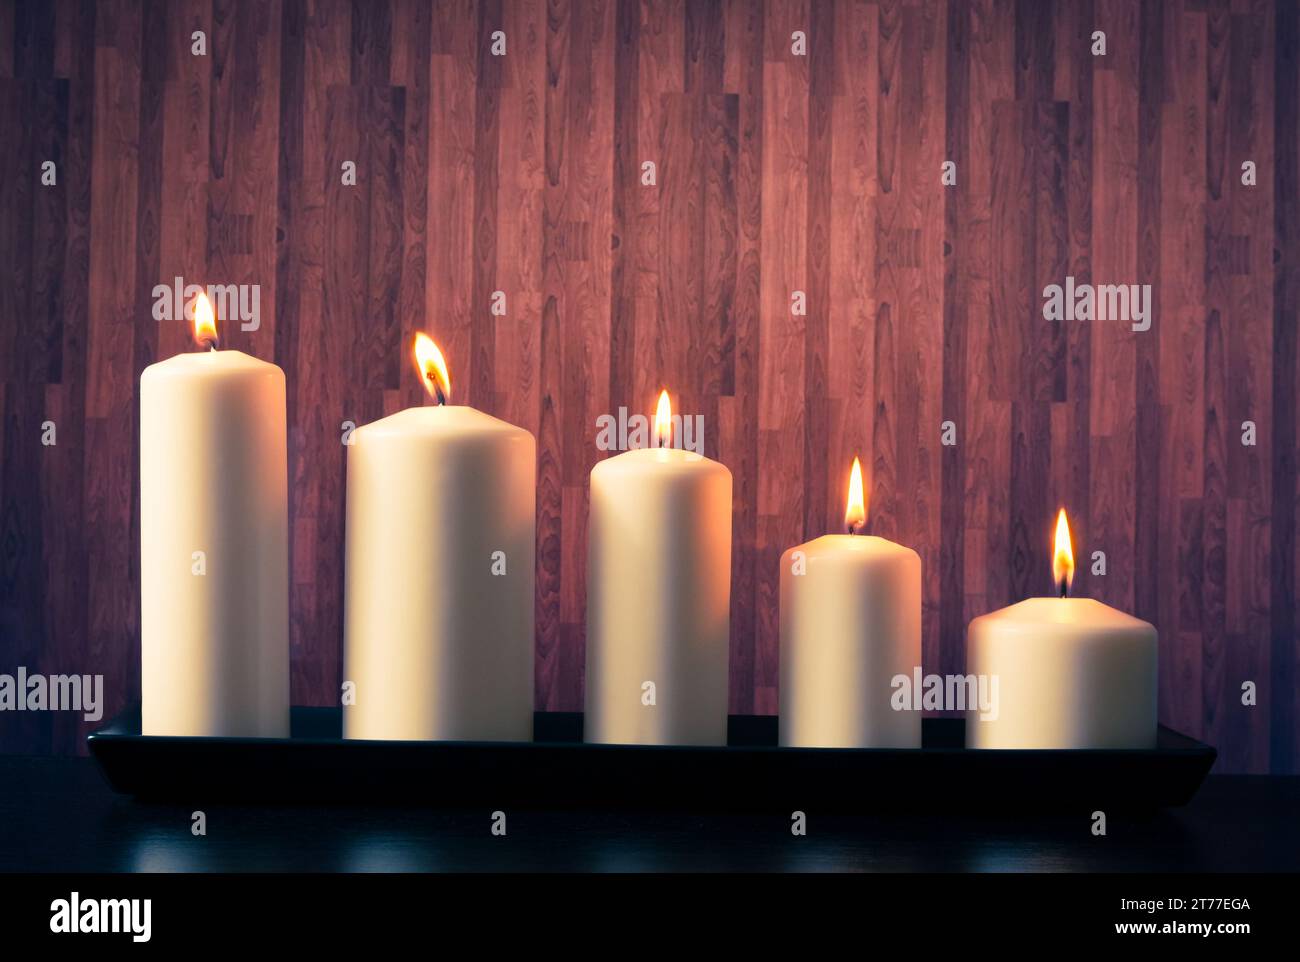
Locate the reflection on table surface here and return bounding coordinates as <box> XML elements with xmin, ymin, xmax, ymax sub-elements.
<box><xmin>1</xmin><ymin>758</ymin><xmax>1296</xmax><ymax>873</ymax></box>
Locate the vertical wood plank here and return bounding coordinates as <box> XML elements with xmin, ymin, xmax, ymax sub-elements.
<box><xmin>83</xmin><ymin>0</ymin><xmax>141</xmax><ymax>725</ymax></box>
<box><xmin>1272</xmin><ymin>0</ymin><xmax>1299</xmax><ymax>775</ymax></box>
<box><xmin>722</xmin><ymin>0</ymin><xmax>762</xmax><ymax>714</ymax></box>
<box><xmin>756</xmin><ymin>0</ymin><xmax>808</xmax><ymax>713</ymax></box>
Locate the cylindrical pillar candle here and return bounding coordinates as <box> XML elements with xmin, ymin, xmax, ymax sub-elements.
<box><xmin>779</xmin><ymin>457</ymin><xmax>921</xmax><ymax>748</ymax></box>
<box><xmin>343</xmin><ymin>334</ymin><xmax>535</xmax><ymax>742</ymax></box>
<box><xmin>585</xmin><ymin>390</ymin><xmax>732</xmax><ymax>746</ymax></box>
<box><xmin>140</xmin><ymin>293</ymin><xmax>289</xmax><ymax>737</ymax></box>
<box><xmin>965</xmin><ymin>510</ymin><xmax>1158</xmax><ymax>749</ymax></box>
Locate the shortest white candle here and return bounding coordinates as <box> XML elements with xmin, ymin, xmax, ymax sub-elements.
<box><xmin>965</xmin><ymin>510</ymin><xmax>1157</xmax><ymax>749</ymax></box>
<box><xmin>965</xmin><ymin>598</ymin><xmax>1157</xmax><ymax>749</ymax></box>
<box><xmin>779</xmin><ymin>457</ymin><xmax>921</xmax><ymax>749</ymax></box>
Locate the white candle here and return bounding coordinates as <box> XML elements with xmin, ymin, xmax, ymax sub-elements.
<box><xmin>965</xmin><ymin>510</ymin><xmax>1158</xmax><ymax>749</ymax></box>
<box><xmin>585</xmin><ymin>391</ymin><xmax>732</xmax><ymax>746</ymax></box>
<box><xmin>343</xmin><ymin>334</ymin><xmax>535</xmax><ymax>742</ymax></box>
<box><xmin>779</xmin><ymin>457</ymin><xmax>921</xmax><ymax>748</ymax></box>
<box><xmin>140</xmin><ymin>293</ymin><xmax>289</xmax><ymax>737</ymax></box>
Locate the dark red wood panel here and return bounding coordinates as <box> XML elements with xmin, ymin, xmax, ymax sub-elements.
<box><xmin>0</xmin><ymin>0</ymin><xmax>1296</xmax><ymax>774</ymax></box>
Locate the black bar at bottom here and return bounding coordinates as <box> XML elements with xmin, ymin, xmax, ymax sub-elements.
<box><xmin>0</xmin><ymin>872</ymin><xmax>1284</xmax><ymax>948</ymax></box>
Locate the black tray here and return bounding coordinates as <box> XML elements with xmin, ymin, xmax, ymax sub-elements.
<box><xmin>88</xmin><ymin>706</ymin><xmax>1216</xmax><ymax>811</ymax></box>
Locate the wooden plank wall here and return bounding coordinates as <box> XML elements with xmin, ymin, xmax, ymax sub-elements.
<box><xmin>0</xmin><ymin>0</ymin><xmax>1295</xmax><ymax>772</ymax></box>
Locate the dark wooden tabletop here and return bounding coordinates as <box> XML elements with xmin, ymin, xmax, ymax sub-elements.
<box><xmin>1</xmin><ymin>756</ymin><xmax>1296</xmax><ymax>873</ymax></box>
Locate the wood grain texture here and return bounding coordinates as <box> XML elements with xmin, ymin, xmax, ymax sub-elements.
<box><xmin>0</xmin><ymin>0</ymin><xmax>1296</xmax><ymax>773</ymax></box>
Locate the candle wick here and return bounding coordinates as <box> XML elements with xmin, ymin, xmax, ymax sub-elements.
<box><xmin>426</xmin><ymin>372</ymin><xmax>446</xmax><ymax>406</ymax></box>
<box><xmin>1058</xmin><ymin>579</ymin><xmax>1068</xmax><ymax>599</ymax></box>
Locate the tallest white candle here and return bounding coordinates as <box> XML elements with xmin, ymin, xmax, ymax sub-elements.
<box><xmin>140</xmin><ymin>293</ymin><xmax>289</xmax><ymax>737</ymax></box>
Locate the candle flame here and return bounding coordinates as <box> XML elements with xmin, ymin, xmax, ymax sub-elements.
<box><xmin>193</xmin><ymin>291</ymin><xmax>218</xmax><ymax>349</ymax></box>
<box><xmin>1052</xmin><ymin>508</ymin><xmax>1074</xmax><ymax>597</ymax></box>
<box><xmin>654</xmin><ymin>389</ymin><xmax>672</xmax><ymax>448</ymax></box>
<box><xmin>413</xmin><ymin>332</ymin><xmax>451</xmax><ymax>405</ymax></box>
<box><xmin>845</xmin><ymin>456</ymin><xmax>867</xmax><ymax>534</ymax></box>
